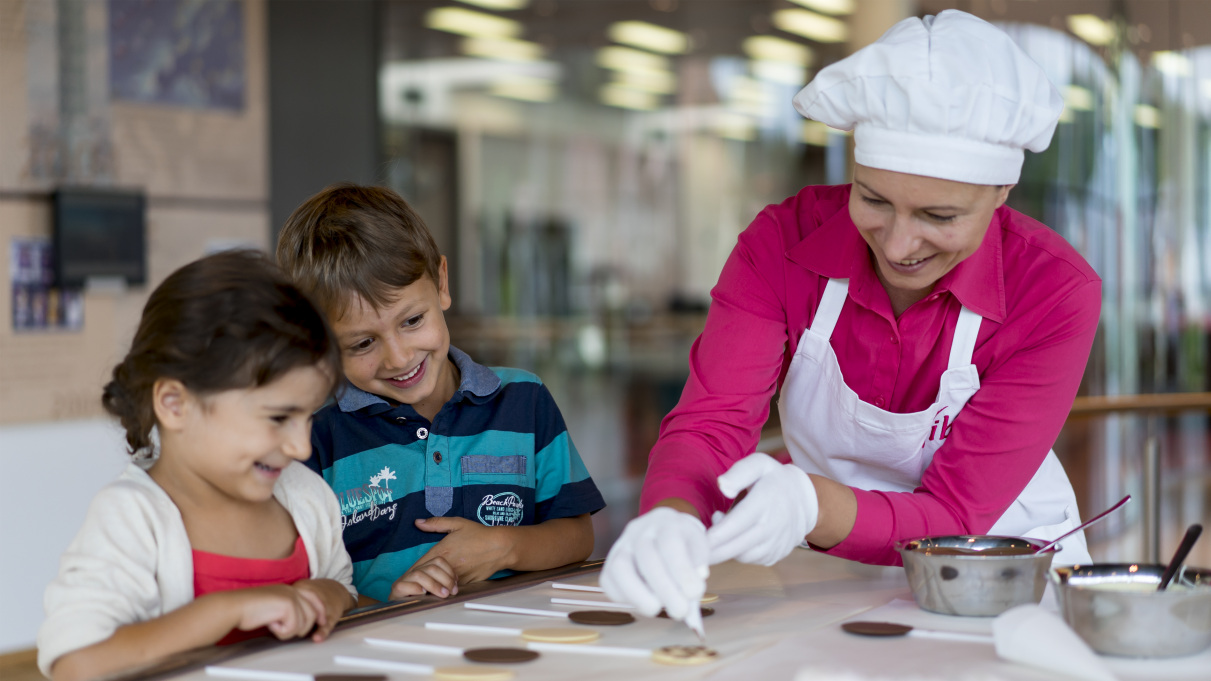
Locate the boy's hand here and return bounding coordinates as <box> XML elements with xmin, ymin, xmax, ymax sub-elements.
<box><xmin>292</xmin><ymin>579</ymin><xmax>355</xmax><ymax>642</ymax></box>
<box><xmin>412</xmin><ymin>517</ymin><xmax>513</xmax><ymax>584</ymax></box>
<box><xmin>389</xmin><ymin>555</ymin><xmax>459</xmax><ymax>600</ymax></box>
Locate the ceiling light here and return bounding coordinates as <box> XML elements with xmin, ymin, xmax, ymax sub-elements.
<box><xmin>1134</xmin><ymin>104</ymin><xmax>1160</xmax><ymax>129</ymax></box>
<box><xmin>462</xmin><ymin>36</ymin><xmax>544</xmax><ymax>61</ymax></box>
<box><xmin>1067</xmin><ymin>15</ymin><xmax>1114</xmax><ymax>46</ymax></box>
<box><xmin>456</xmin><ymin>0</ymin><xmax>529</xmax><ymax>10</ymax></box>
<box><xmin>599</xmin><ymin>83</ymin><xmax>660</xmax><ymax>111</ymax></box>
<box><xmin>611</xmin><ymin>69</ymin><xmax>677</xmax><ymax>94</ymax></box>
<box><xmin>772</xmin><ymin>9</ymin><xmax>848</xmax><ymax>43</ymax></box>
<box><xmin>608</xmin><ymin>21</ymin><xmax>691</xmax><ymax>55</ymax></box>
<box><xmin>596</xmin><ymin>46</ymin><xmax>671</xmax><ymax>74</ymax></box>
<box><xmin>802</xmin><ymin>120</ymin><xmax>833</xmax><ymax>146</ymax></box>
<box><xmin>1064</xmin><ymin>85</ymin><xmax>1093</xmax><ymax>111</ymax></box>
<box><xmin>491</xmin><ymin>76</ymin><xmax>557</xmax><ymax>102</ymax></box>
<box><xmin>1152</xmin><ymin>51</ymin><xmax>1191</xmax><ymax>76</ymax></box>
<box><xmin>1202</xmin><ymin>79</ymin><xmax>1211</xmax><ymax>101</ymax></box>
<box><xmin>716</xmin><ymin>112</ymin><xmax>756</xmax><ymax>141</ymax></box>
<box><xmin>789</xmin><ymin>0</ymin><xmax>854</xmax><ymax>15</ymax></box>
<box><xmin>426</xmin><ymin>7</ymin><xmax>521</xmax><ymax>39</ymax></box>
<box><xmin>751</xmin><ymin>60</ymin><xmax>807</xmax><ymax>85</ymax></box>
<box><xmin>743</xmin><ymin>35</ymin><xmax>813</xmax><ymax>66</ymax></box>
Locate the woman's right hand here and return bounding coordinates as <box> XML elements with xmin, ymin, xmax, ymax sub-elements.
<box><xmin>600</xmin><ymin>506</ymin><xmax>709</xmax><ymax>620</ymax></box>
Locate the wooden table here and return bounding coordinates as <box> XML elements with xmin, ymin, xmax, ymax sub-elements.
<box><xmin>103</xmin><ymin>550</ymin><xmax>1208</xmax><ymax>681</ymax></box>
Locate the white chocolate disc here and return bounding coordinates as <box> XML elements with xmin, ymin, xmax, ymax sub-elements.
<box><xmin>520</xmin><ymin>627</ymin><xmax>601</xmax><ymax>643</ymax></box>
<box><xmin>652</xmin><ymin>645</ymin><xmax>719</xmax><ymax>666</ymax></box>
<box><xmin>433</xmin><ymin>665</ymin><xmax>515</xmax><ymax>681</ymax></box>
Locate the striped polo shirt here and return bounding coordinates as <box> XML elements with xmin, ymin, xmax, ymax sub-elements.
<box><xmin>307</xmin><ymin>346</ymin><xmax>606</xmax><ymax>602</ymax></box>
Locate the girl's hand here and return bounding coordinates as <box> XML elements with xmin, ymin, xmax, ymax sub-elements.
<box><xmin>292</xmin><ymin>579</ymin><xmax>355</xmax><ymax>642</ymax></box>
<box><xmin>389</xmin><ymin>555</ymin><xmax>459</xmax><ymax>600</ymax></box>
<box><xmin>231</xmin><ymin>585</ymin><xmax>319</xmax><ymax>640</ymax></box>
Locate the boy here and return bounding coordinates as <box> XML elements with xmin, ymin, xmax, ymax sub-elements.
<box><xmin>277</xmin><ymin>184</ymin><xmax>605</xmax><ymax>604</ymax></box>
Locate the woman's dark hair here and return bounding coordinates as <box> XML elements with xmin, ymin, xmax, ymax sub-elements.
<box><xmin>102</xmin><ymin>249</ymin><xmax>341</xmax><ymax>455</ymax></box>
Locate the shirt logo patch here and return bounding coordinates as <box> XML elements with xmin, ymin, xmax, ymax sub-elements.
<box><xmin>336</xmin><ymin>466</ymin><xmax>398</xmax><ymax>530</ymax></box>
<box><xmin>477</xmin><ymin>492</ymin><xmax>524</xmax><ymax>526</ymax></box>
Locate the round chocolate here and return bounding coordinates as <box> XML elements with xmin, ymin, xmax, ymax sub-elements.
<box><xmin>840</xmin><ymin>621</ymin><xmax>913</xmax><ymax>637</ymax></box>
<box><xmin>656</xmin><ymin>606</ymin><xmax>715</xmax><ymax>619</ymax></box>
<box><xmin>463</xmin><ymin>648</ymin><xmax>540</xmax><ymax>664</ymax></box>
<box><xmin>567</xmin><ymin>610</ymin><xmax>636</xmax><ymax>626</ymax></box>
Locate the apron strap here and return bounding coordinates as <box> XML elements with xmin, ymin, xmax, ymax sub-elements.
<box><xmin>947</xmin><ymin>306</ymin><xmax>983</xmax><ymax>369</ymax></box>
<box><xmin>810</xmin><ymin>279</ymin><xmax>849</xmax><ymax>339</ymax></box>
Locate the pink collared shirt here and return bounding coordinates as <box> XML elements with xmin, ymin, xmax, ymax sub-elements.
<box><xmin>639</xmin><ymin>184</ymin><xmax>1101</xmax><ymax>565</ymax></box>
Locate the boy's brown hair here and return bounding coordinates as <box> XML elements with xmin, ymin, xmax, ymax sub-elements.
<box><xmin>276</xmin><ymin>183</ymin><xmax>444</xmax><ymax>320</ymax></box>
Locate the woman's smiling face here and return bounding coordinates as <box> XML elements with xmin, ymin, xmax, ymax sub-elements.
<box><xmin>849</xmin><ymin>164</ymin><xmax>1011</xmax><ymax>311</ymax></box>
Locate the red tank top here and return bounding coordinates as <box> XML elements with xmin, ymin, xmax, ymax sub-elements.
<box><xmin>193</xmin><ymin>535</ymin><xmax>309</xmax><ymax>645</ymax></box>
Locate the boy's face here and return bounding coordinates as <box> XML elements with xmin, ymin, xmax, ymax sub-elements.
<box><xmin>330</xmin><ymin>257</ymin><xmax>457</xmax><ymax>422</ymax></box>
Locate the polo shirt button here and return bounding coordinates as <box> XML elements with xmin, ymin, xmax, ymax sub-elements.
<box><xmin>395</xmin><ymin>416</ymin><xmax>406</xmax><ymax>423</ymax></box>
<box><xmin>874</xmin><ymin>396</ymin><xmax>885</xmax><ymax>408</ymax></box>
<box><xmin>434</xmin><ymin>451</ymin><xmax>442</xmax><ymax>463</ymax></box>
<box><xmin>890</xmin><ymin>336</ymin><xmax>898</xmax><ymax>344</ymax></box>
<box><xmin>417</xmin><ymin>427</ymin><xmax>429</xmax><ymax>439</ymax></box>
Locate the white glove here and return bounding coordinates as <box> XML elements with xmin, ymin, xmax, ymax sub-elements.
<box><xmin>706</xmin><ymin>452</ymin><xmax>819</xmax><ymax>566</ymax></box>
<box><xmin>600</xmin><ymin>507</ymin><xmax>709</xmax><ymax>619</ymax></box>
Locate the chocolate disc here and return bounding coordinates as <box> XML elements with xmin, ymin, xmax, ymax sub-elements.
<box><xmin>841</xmin><ymin>621</ymin><xmax>913</xmax><ymax>637</ymax></box>
<box><xmin>463</xmin><ymin>647</ymin><xmax>540</xmax><ymax>664</ymax></box>
<box><xmin>567</xmin><ymin>610</ymin><xmax>636</xmax><ymax>626</ymax></box>
<box><xmin>652</xmin><ymin>645</ymin><xmax>718</xmax><ymax>666</ymax></box>
<box><xmin>656</xmin><ymin>607</ymin><xmax>715</xmax><ymax>619</ymax></box>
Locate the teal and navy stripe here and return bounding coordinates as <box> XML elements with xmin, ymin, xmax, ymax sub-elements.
<box><xmin>307</xmin><ymin>346</ymin><xmax>605</xmax><ymax>602</ymax></box>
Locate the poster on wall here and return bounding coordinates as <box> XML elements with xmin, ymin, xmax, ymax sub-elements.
<box><xmin>11</xmin><ymin>238</ymin><xmax>84</xmax><ymax>333</ymax></box>
<box><xmin>108</xmin><ymin>0</ymin><xmax>246</xmax><ymax>111</ymax></box>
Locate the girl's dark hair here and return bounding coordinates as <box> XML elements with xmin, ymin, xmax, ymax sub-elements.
<box><xmin>102</xmin><ymin>249</ymin><xmax>341</xmax><ymax>455</ymax></box>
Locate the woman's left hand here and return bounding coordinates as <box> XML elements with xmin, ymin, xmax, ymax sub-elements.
<box><xmin>706</xmin><ymin>453</ymin><xmax>820</xmax><ymax>566</ymax></box>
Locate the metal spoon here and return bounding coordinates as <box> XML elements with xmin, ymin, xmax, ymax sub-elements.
<box><xmin>1158</xmin><ymin>524</ymin><xmax>1203</xmax><ymax>591</ymax></box>
<box><xmin>1035</xmin><ymin>494</ymin><xmax>1131</xmax><ymax>554</ymax></box>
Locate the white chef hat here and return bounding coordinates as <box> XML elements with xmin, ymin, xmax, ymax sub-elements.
<box><xmin>792</xmin><ymin>10</ymin><xmax>1063</xmax><ymax>185</ymax></box>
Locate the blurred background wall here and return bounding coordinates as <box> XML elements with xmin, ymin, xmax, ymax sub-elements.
<box><xmin>2</xmin><ymin>0</ymin><xmax>1210</xmax><ymax>654</ymax></box>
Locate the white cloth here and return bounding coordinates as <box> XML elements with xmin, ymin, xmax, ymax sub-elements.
<box><xmin>993</xmin><ymin>604</ymin><xmax>1118</xmax><ymax>681</ymax></box>
<box><xmin>778</xmin><ymin>279</ymin><xmax>1090</xmax><ymax>564</ymax></box>
<box><xmin>792</xmin><ymin>10</ymin><xmax>1063</xmax><ymax>185</ymax></box>
<box><xmin>37</xmin><ymin>461</ymin><xmax>355</xmax><ymax>676</ymax></box>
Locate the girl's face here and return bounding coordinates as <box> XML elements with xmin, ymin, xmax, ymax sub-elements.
<box><xmin>153</xmin><ymin>364</ymin><xmax>333</xmax><ymax>505</ymax></box>
<box><xmin>330</xmin><ymin>257</ymin><xmax>456</xmax><ymax>422</ymax></box>
<box><xmin>849</xmin><ymin>164</ymin><xmax>1011</xmax><ymax>307</ymax></box>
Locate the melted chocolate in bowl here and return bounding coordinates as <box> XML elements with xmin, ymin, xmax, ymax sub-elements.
<box><xmin>919</xmin><ymin>546</ymin><xmax>1037</xmax><ymax>556</ymax></box>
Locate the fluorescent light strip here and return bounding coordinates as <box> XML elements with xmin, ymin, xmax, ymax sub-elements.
<box><xmin>1064</xmin><ymin>85</ymin><xmax>1093</xmax><ymax>111</ymax></box>
<box><xmin>491</xmin><ymin>77</ymin><xmax>557</xmax><ymax>102</ymax></box>
<box><xmin>426</xmin><ymin>7</ymin><xmax>521</xmax><ymax>39</ymax></box>
<box><xmin>608</xmin><ymin>20</ymin><xmax>691</xmax><ymax>55</ymax></box>
<box><xmin>599</xmin><ymin>84</ymin><xmax>659</xmax><ymax>111</ymax></box>
<box><xmin>1152</xmin><ymin>51</ymin><xmax>1191</xmax><ymax>76</ymax></box>
<box><xmin>716</xmin><ymin>112</ymin><xmax>756</xmax><ymax>141</ymax></box>
<box><xmin>1067</xmin><ymin>14</ymin><xmax>1114</xmax><ymax>46</ymax></box>
<box><xmin>1134</xmin><ymin>104</ymin><xmax>1160</xmax><ymax>129</ymax></box>
<box><xmin>611</xmin><ymin>69</ymin><xmax>677</xmax><ymax>94</ymax></box>
<box><xmin>751</xmin><ymin>60</ymin><xmax>807</xmax><ymax>86</ymax></box>
<box><xmin>456</xmin><ymin>0</ymin><xmax>529</xmax><ymax>10</ymax></box>
<box><xmin>743</xmin><ymin>35</ymin><xmax>813</xmax><ymax>66</ymax></box>
<box><xmin>462</xmin><ymin>36</ymin><xmax>544</xmax><ymax>61</ymax></box>
<box><xmin>596</xmin><ymin>46</ymin><xmax>671</xmax><ymax>74</ymax></box>
<box><xmin>772</xmin><ymin>9</ymin><xmax>847</xmax><ymax>43</ymax></box>
<box><xmin>789</xmin><ymin>0</ymin><xmax>854</xmax><ymax>16</ymax></box>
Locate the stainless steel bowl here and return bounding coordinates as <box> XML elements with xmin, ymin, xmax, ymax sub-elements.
<box><xmin>1052</xmin><ymin>563</ymin><xmax>1211</xmax><ymax>657</ymax></box>
<box><xmin>896</xmin><ymin>535</ymin><xmax>1057</xmax><ymax>616</ymax></box>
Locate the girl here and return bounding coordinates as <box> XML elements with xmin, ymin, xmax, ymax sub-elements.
<box><xmin>37</xmin><ymin>250</ymin><xmax>357</xmax><ymax>681</ymax></box>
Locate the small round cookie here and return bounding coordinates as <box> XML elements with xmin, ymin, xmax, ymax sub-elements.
<box><xmin>840</xmin><ymin>621</ymin><xmax>913</xmax><ymax>637</ymax></box>
<box><xmin>652</xmin><ymin>645</ymin><xmax>719</xmax><ymax>666</ymax></box>
<box><xmin>700</xmin><ymin>592</ymin><xmax>719</xmax><ymax>604</ymax></box>
<box><xmin>656</xmin><ymin>606</ymin><xmax>715</xmax><ymax>619</ymax></box>
<box><xmin>521</xmin><ymin>627</ymin><xmax>601</xmax><ymax>643</ymax></box>
<box><xmin>433</xmin><ymin>666</ymin><xmax>514</xmax><ymax>681</ymax></box>
<box><xmin>567</xmin><ymin>610</ymin><xmax>635</xmax><ymax>626</ymax></box>
<box><xmin>463</xmin><ymin>648</ymin><xmax>540</xmax><ymax>664</ymax></box>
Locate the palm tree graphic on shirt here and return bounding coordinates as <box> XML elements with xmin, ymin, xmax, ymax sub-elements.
<box><xmin>369</xmin><ymin>466</ymin><xmax>396</xmax><ymax>490</ymax></box>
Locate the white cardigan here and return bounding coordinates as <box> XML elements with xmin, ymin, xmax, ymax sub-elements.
<box><xmin>37</xmin><ymin>461</ymin><xmax>356</xmax><ymax>676</ymax></box>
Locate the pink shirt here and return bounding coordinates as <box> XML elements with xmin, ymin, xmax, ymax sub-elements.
<box><xmin>640</xmin><ymin>184</ymin><xmax>1101</xmax><ymax>565</ymax></box>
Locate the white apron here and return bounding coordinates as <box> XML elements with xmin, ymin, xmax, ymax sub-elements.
<box><xmin>778</xmin><ymin>279</ymin><xmax>1090</xmax><ymax>565</ymax></box>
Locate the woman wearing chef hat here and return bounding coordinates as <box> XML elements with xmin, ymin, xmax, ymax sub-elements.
<box><xmin>602</xmin><ymin>10</ymin><xmax>1101</xmax><ymax>627</ymax></box>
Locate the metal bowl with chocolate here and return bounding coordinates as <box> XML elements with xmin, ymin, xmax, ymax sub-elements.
<box><xmin>1052</xmin><ymin>563</ymin><xmax>1211</xmax><ymax>657</ymax></box>
<box><xmin>896</xmin><ymin>535</ymin><xmax>1058</xmax><ymax>616</ymax></box>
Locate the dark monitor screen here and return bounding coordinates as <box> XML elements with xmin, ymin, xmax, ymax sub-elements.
<box><xmin>52</xmin><ymin>188</ymin><xmax>146</xmax><ymax>288</ymax></box>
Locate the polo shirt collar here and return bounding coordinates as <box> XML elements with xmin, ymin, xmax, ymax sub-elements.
<box><xmin>784</xmin><ymin>185</ymin><xmax>1006</xmax><ymax>323</ymax></box>
<box><xmin>335</xmin><ymin>345</ymin><xmax>502</xmax><ymax>414</ymax></box>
